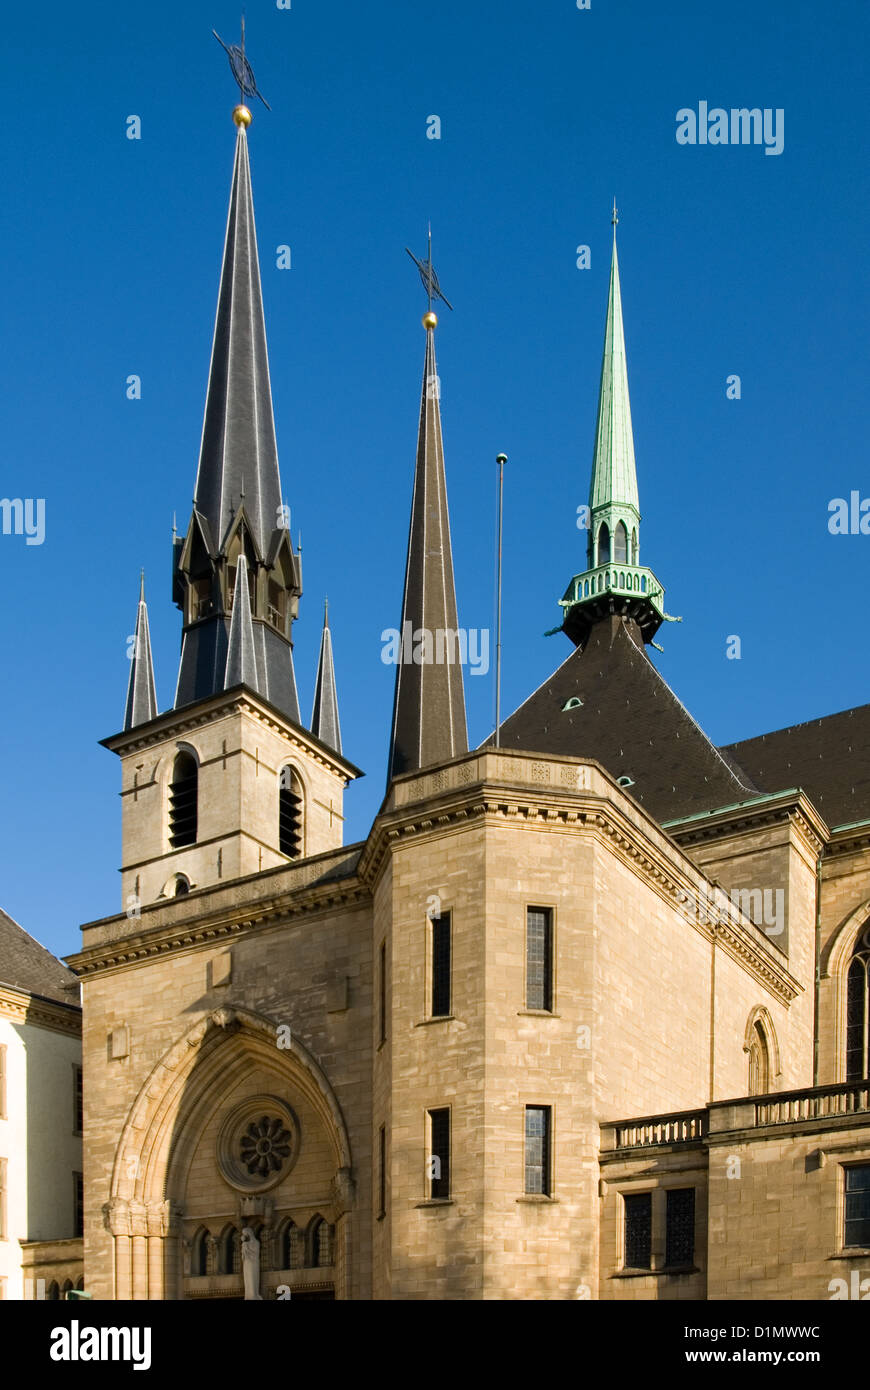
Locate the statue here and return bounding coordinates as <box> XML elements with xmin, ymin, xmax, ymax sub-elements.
<box><xmin>241</xmin><ymin>1226</ymin><xmax>262</xmax><ymax>1300</ymax></box>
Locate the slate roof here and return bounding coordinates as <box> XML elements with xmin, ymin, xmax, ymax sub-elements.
<box><xmin>388</xmin><ymin>324</ymin><xmax>467</xmax><ymax>781</ymax></box>
<box><xmin>491</xmin><ymin>616</ymin><xmax>758</xmax><ymax>824</ymax></box>
<box><xmin>723</xmin><ymin>705</ymin><xmax>870</xmax><ymax>830</ymax></box>
<box><xmin>311</xmin><ymin>602</ymin><xmax>342</xmax><ymax>755</ymax></box>
<box><xmin>0</xmin><ymin>907</ymin><xmax>81</xmax><ymax>1007</ymax></box>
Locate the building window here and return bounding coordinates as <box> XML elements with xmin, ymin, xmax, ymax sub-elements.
<box><xmin>278</xmin><ymin>766</ymin><xmax>304</xmax><ymax>858</ymax></box>
<box><xmin>0</xmin><ymin>1045</ymin><xmax>6</xmax><ymax>1119</ymax></box>
<box><xmin>219</xmin><ymin>1226</ymin><xmax>241</xmax><ymax>1275</ymax></box>
<box><xmin>73</xmin><ymin>1172</ymin><xmax>83</xmax><ymax>1238</ymax></box>
<box><xmin>430</xmin><ymin>912</ymin><xmax>451</xmax><ymax>1017</ymax></box>
<box><xmin>614</xmin><ymin>520</ymin><xmax>628</xmax><ymax>563</ymax></box>
<box><xmin>378</xmin><ymin>1125</ymin><xmax>386</xmax><ymax>1218</ymax></box>
<box><xmin>73</xmin><ymin>1065</ymin><xmax>83</xmax><ymax>1135</ymax></box>
<box><xmin>0</xmin><ymin>1158</ymin><xmax>6</xmax><ymax>1240</ymax></box>
<box><xmin>379</xmin><ymin>941</ymin><xmax>387</xmax><ymax>1044</ymax></box>
<box><xmin>844</xmin><ymin>1164</ymin><xmax>870</xmax><ymax>1249</ymax></box>
<box><xmin>665</xmin><ymin>1188</ymin><xmax>695</xmax><ymax>1268</ymax></box>
<box><xmin>524</xmin><ymin>1106</ymin><xmax>551</xmax><ymax>1196</ymax></box>
<box><xmin>526</xmin><ymin>907</ymin><xmax>553</xmax><ymax>1011</ymax></box>
<box><xmin>279</xmin><ymin>1220</ymin><xmax>303</xmax><ymax>1270</ymax></box>
<box><xmin>747</xmin><ymin>1021</ymin><xmax>771</xmax><ymax>1095</ymax></box>
<box><xmin>597</xmin><ymin>522</ymin><xmax>610</xmax><ymax>566</ymax></box>
<box><xmin>308</xmin><ymin>1216</ymin><xmax>333</xmax><ymax>1268</ymax></box>
<box><xmin>192</xmin><ymin>1227</ymin><xmax>209</xmax><ymax>1276</ymax></box>
<box><xmin>168</xmin><ymin>751</ymin><xmax>198</xmax><ymax>848</ymax></box>
<box><xmin>846</xmin><ymin>924</ymin><xmax>870</xmax><ymax>1081</ymax></box>
<box><xmin>631</xmin><ymin>527</ymin><xmax>638</xmax><ymax>564</ymax></box>
<box><xmin>624</xmin><ymin>1192</ymin><xmax>652</xmax><ymax>1269</ymax></box>
<box><xmin>428</xmin><ymin>1108</ymin><xmax>450</xmax><ymax>1200</ymax></box>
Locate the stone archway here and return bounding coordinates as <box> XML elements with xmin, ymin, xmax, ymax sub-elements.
<box><xmin>104</xmin><ymin>1007</ymin><xmax>354</xmax><ymax>1299</ymax></box>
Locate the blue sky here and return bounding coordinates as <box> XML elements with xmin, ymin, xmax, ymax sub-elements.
<box><xmin>2</xmin><ymin>0</ymin><xmax>868</xmax><ymax>960</ymax></box>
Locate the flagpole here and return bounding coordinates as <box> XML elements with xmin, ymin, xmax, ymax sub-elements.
<box><xmin>495</xmin><ymin>453</ymin><xmax>507</xmax><ymax>747</ymax></box>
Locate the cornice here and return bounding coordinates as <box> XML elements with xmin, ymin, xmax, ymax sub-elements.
<box><xmin>0</xmin><ymin>984</ymin><xmax>81</xmax><ymax>1037</ymax></box>
<box><xmin>102</xmin><ymin>689</ymin><xmax>360</xmax><ymax>783</ymax></box>
<box><xmin>665</xmin><ymin>791</ymin><xmax>828</xmax><ymax>859</ymax></box>
<box><xmin>68</xmin><ymin>871</ymin><xmax>369</xmax><ymax>979</ymax></box>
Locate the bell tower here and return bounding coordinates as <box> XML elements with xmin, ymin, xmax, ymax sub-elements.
<box><xmin>105</xmin><ymin>103</ymin><xmax>360</xmax><ymax>913</ymax></box>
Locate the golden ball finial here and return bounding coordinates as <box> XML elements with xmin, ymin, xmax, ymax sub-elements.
<box><xmin>233</xmin><ymin>104</ymin><xmax>252</xmax><ymax>129</ymax></box>
<box><xmin>422</xmin><ymin>310</ymin><xmax>438</xmax><ymax>330</ymax></box>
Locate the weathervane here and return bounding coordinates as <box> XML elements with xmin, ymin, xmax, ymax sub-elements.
<box><xmin>405</xmin><ymin>227</ymin><xmax>454</xmax><ymax>318</ymax></box>
<box><xmin>213</xmin><ymin>17</ymin><xmax>271</xmax><ymax>112</ymax></box>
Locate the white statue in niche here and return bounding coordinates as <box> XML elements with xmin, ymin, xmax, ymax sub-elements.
<box><xmin>241</xmin><ymin>1226</ymin><xmax>262</xmax><ymax>1300</ymax></box>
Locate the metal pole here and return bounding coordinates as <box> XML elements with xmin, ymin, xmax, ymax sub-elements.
<box><xmin>495</xmin><ymin>453</ymin><xmax>507</xmax><ymax>747</ymax></box>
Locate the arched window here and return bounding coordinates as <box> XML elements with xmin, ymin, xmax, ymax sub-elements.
<box><xmin>220</xmin><ymin>1226</ymin><xmax>240</xmax><ymax>1276</ymax></box>
<box><xmin>47</xmin><ymin>1281</ymin><xmax>60</xmax><ymax>1301</ymax></box>
<box><xmin>614</xmin><ymin>521</ymin><xmax>628</xmax><ymax>563</ymax></box>
<box><xmin>169</xmin><ymin>751</ymin><xmax>198</xmax><ymax>848</ymax></box>
<box><xmin>307</xmin><ymin>1216</ymin><xmax>333</xmax><ymax>1268</ymax></box>
<box><xmin>192</xmin><ymin>1227</ymin><xmax>209</xmax><ymax>1276</ymax></box>
<box><xmin>61</xmin><ymin>1280</ymin><xmax>73</xmax><ymax>1300</ymax></box>
<box><xmin>596</xmin><ymin>523</ymin><xmax>610</xmax><ymax>567</ymax></box>
<box><xmin>278</xmin><ymin>1221</ymin><xmax>304</xmax><ymax>1270</ymax></box>
<box><xmin>278</xmin><ymin>766</ymin><xmax>304</xmax><ymax>859</ymax></box>
<box><xmin>846</xmin><ymin>923</ymin><xmax>870</xmax><ymax>1081</ymax></box>
<box><xmin>640</xmin><ymin>575</ymin><xmax>646</xmax><ymax>593</ymax></box>
<box><xmin>174</xmin><ymin>874</ymin><xmax>190</xmax><ymax>897</ymax></box>
<box><xmin>631</xmin><ymin>528</ymin><xmax>638</xmax><ymax>564</ymax></box>
<box><xmin>747</xmin><ymin>1020</ymin><xmax>771</xmax><ymax>1095</ymax></box>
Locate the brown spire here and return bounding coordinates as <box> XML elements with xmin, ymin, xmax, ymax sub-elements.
<box><xmin>387</xmin><ymin>317</ymin><xmax>467</xmax><ymax>781</ymax></box>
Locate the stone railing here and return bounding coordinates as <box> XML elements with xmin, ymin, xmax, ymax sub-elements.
<box><xmin>608</xmin><ymin>1109</ymin><xmax>708</xmax><ymax>1151</ymax></box>
<box><xmin>753</xmin><ymin>1080</ymin><xmax>870</xmax><ymax>1128</ymax></box>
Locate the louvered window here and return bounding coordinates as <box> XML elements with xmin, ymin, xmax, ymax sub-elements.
<box><xmin>279</xmin><ymin>766</ymin><xmax>303</xmax><ymax>858</ymax></box>
<box><xmin>169</xmin><ymin>752</ymin><xmax>198</xmax><ymax>847</ymax></box>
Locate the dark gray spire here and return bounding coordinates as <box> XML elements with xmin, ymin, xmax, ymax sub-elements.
<box><xmin>225</xmin><ymin>554</ymin><xmax>259</xmax><ymax>690</ymax></box>
<box><xmin>194</xmin><ymin>123</ymin><xmax>281</xmax><ymax>555</ymax></box>
<box><xmin>124</xmin><ymin>572</ymin><xmax>158</xmax><ymax>730</ymax></box>
<box><xmin>311</xmin><ymin>599</ymin><xmax>341</xmax><ymax>753</ymax></box>
<box><xmin>387</xmin><ymin>321</ymin><xmax>467</xmax><ymax>781</ymax></box>
<box><xmin>173</xmin><ymin>120</ymin><xmax>302</xmax><ymax>721</ymax></box>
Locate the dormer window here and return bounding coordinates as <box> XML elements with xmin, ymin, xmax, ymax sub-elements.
<box><xmin>268</xmin><ymin>580</ymin><xmax>287</xmax><ymax>634</ymax></box>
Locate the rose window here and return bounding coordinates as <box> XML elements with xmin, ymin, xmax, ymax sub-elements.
<box><xmin>239</xmin><ymin>1116</ymin><xmax>292</xmax><ymax>1178</ymax></box>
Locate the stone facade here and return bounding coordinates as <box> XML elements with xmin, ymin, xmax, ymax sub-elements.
<box><xmin>67</xmin><ymin>745</ymin><xmax>870</xmax><ymax>1299</ymax></box>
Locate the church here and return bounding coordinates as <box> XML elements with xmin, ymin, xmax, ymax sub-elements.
<box><xmin>65</xmin><ymin>94</ymin><xmax>870</xmax><ymax>1301</ymax></box>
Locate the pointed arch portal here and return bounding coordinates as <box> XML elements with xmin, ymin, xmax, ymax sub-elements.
<box><xmin>104</xmin><ymin>1006</ymin><xmax>354</xmax><ymax>1300</ymax></box>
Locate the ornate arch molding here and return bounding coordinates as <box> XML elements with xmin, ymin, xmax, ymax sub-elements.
<box><xmin>110</xmin><ymin>1005</ymin><xmax>353</xmax><ymax>1207</ymax></box>
<box><xmin>742</xmin><ymin>1004</ymin><xmax>782</xmax><ymax>1080</ymax></box>
<box><xmin>820</xmin><ymin>899</ymin><xmax>870</xmax><ymax>980</ymax></box>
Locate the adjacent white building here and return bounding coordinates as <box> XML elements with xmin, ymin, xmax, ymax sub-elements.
<box><xmin>0</xmin><ymin>907</ymin><xmax>82</xmax><ymax>1299</ymax></box>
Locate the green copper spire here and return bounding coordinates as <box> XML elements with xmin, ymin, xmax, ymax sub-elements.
<box><xmin>559</xmin><ymin>207</ymin><xmax>672</xmax><ymax>650</ymax></box>
<box><xmin>589</xmin><ymin>205</ymin><xmax>640</xmax><ymax>535</ymax></box>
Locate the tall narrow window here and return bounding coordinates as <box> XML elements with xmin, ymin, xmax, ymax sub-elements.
<box><xmin>73</xmin><ymin>1172</ymin><xmax>83</xmax><ymax>1238</ymax></box>
<box><xmin>747</xmin><ymin>1021</ymin><xmax>770</xmax><ymax>1095</ymax></box>
<box><xmin>192</xmin><ymin>1228</ymin><xmax>209</xmax><ymax>1276</ymax></box>
<box><xmin>846</xmin><ymin>925</ymin><xmax>870</xmax><ymax>1081</ymax></box>
<box><xmin>631</xmin><ymin>528</ymin><xmax>638</xmax><ymax>564</ymax></box>
<box><xmin>524</xmin><ymin>1106</ymin><xmax>551</xmax><ymax>1196</ymax></box>
<box><xmin>665</xmin><ymin>1188</ymin><xmax>695</xmax><ymax>1267</ymax></box>
<box><xmin>597</xmin><ymin>522</ymin><xmax>611</xmax><ymax>566</ymax></box>
<box><xmin>526</xmin><ymin>907</ymin><xmax>553</xmax><ymax>1011</ymax></box>
<box><xmin>431</xmin><ymin>912</ymin><xmax>451</xmax><ymax>1017</ymax></box>
<box><xmin>614</xmin><ymin>520</ymin><xmax>628</xmax><ymax>563</ymax></box>
<box><xmin>0</xmin><ymin>1045</ymin><xmax>6</xmax><ymax>1119</ymax></box>
<box><xmin>168</xmin><ymin>751</ymin><xmax>198</xmax><ymax>847</ymax></box>
<box><xmin>278</xmin><ymin>766</ymin><xmax>304</xmax><ymax>858</ymax></box>
<box><xmin>844</xmin><ymin>1165</ymin><xmax>870</xmax><ymax>1248</ymax></box>
<box><xmin>379</xmin><ymin>941</ymin><xmax>387</xmax><ymax>1044</ymax></box>
<box><xmin>73</xmin><ymin>1064</ymin><xmax>83</xmax><ymax>1135</ymax></box>
<box><xmin>428</xmin><ymin>1108</ymin><xmax>450</xmax><ymax>1200</ymax></box>
<box><xmin>624</xmin><ymin>1193</ymin><xmax>652</xmax><ymax>1269</ymax></box>
<box><xmin>378</xmin><ymin>1125</ymin><xmax>386</xmax><ymax>1218</ymax></box>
